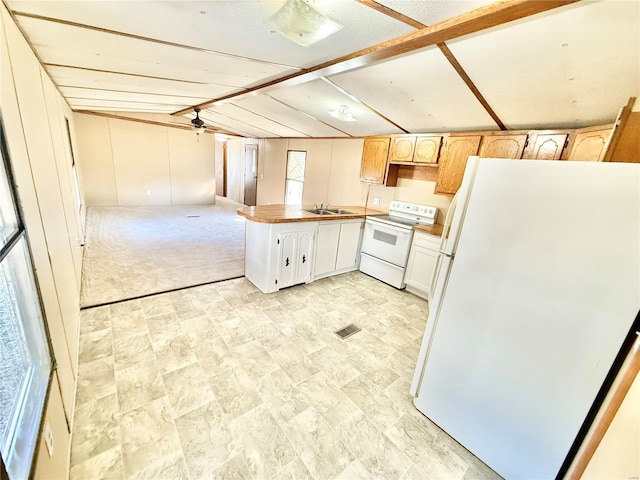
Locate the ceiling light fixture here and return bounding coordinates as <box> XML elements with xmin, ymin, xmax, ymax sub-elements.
<box><xmin>328</xmin><ymin>105</ymin><xmax>357</xmax><ymax>122</ymax></box>
<box><xmin>266</xmin><ymin>0</ymin><xmax>344</xmax><ymax>47</ymax></box>
<box><xmin>191</xmin><ymin>108</ymin><xmax>206</xmax><ymax>135</ymax></box>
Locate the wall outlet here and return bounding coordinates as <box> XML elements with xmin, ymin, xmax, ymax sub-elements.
<box><xmin>373</xmin><ymin>197</ymin><xmax>380</xmax><ymax>206</ymax></box>
<box><xmin>146</xmin><ymin>190</ymin><xmax>151</xmax><ymax>196</ymax></box>
<box><xmin>44</xmin><ymin>422</ymin><xmax>54</xmax><ymax>457</ymax></box>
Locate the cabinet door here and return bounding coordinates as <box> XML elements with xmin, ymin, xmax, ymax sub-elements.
<box><xmin>414</xmin><ymin>136</ymin><xmax>443</xmax><ymax>164</ymax></box>
<box><xmin>567</xmin><ymin>127</ymin><xmax>612</xmax><ymax>161</ymax></box>
<box><xmin>478</xmin><ymin>134</ymin><xmax>527</xmax><ymax>159</ymax></box>
<box><xmin>295</xmin><ymin>231</ymin><xmax>315</xmax><ymax>285</ymax></box>
<box><xmin>389</xmin><ymin>136</ymin><xmax>416</xmax><ymax>163</ymax></box>
<box><xmin>336</xmin><ymin>221</ymin><xmax>363</xmax><ymax>271</ymax></box>
<box><xmin>277</xmin><ymin>232</ymin><xmax>297</xmax><ymax>288</ymax></box>
<box><xmin>404</xmin><ymin>245</ymin><xmax>439</xmax><ymax>299</ymax></box>
<box><xmin>314</xmin><ymin>223</ymin><xmax>340</xmax><ymax>277</ymax></box>
<box><xmin>435</xmin><ymin>135</ymin><xmax>482</xmax><ymax>195</ymax></box>
<box><xmin>360</xmin><ymin>137</ymin><xmax>390</xmax><ymax>184</ymax></box>
<box><xmin>524</xmin><ymin>134</ymin><xmax>567</xmax><ymax>160</ymax></box>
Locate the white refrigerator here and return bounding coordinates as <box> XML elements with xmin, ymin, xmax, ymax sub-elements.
<box><xmin>410</xmin><ymin>157</ymin><xmax>640</xmax><ymax>479</ymax></box>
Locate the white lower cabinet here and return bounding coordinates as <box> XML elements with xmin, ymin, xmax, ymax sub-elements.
<box><xmin>245</xmin><ymin>220</ymin><xmax>318</xmax><ymax>293</ymax></box>
<box><xmin>277</xmin><ymin>230</ymin><xmax>314</xmax><ymax>289</ymax></box>
<box><xmin>314</xmin><ymin>219</ymin><xmax>364</xmax><ymax>279</ymax></box>
<box><xmin>404</xmin><ymin>231</ymin><xmax>440</xmax><ymax>300</ymax></box>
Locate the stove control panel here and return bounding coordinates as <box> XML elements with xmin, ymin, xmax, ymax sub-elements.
<box><xmin>389</xmin><ymin>201</ymin><xmax>438</xmax><ymax>224</ymax></box>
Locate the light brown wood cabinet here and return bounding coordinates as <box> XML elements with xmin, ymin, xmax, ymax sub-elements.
<box><xmin>360</xmin><ymin>137</ymin><xmax>391</xmax><ymax>184</ymax></box>
<box><xmin>389</xmin><ymin>136</ymin><xmax>416</xmax><ymax>163</ymax></box>
<box><xmin>389</xmin><ymin>135</ymin><xmax>442</xmax><ymax>164</ymax></box>
<box><xmin>478</xmin><ymin>134</ymin><xmax>527</xmax><ymax>159</ymax></box>
<box><xmin>523</xmin><ymin>134</ymin><xmax>568</xmax><ymax>160</ymax></box>
<box><xmin>567</xmin><ymin>125</ymin><xmax>613</xmax><ymax>161</ymax></box>
<box><xmin>414</xmin><ymin>136</ymin><xmax>442</xmax><ymax>164</ymax></box>
<box><xmin>435</xmin><ymin>135</ymin><xmax>482</xmax><ymax>195</ymax></box>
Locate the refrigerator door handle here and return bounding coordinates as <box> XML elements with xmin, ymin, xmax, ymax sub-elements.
<box><xmin>440</xmin><ymin>192</ymin><xmax>459</xmax><ymax>252</ymax></box>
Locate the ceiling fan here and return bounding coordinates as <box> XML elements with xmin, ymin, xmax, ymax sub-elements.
<box><xmin>191</xmin><ymin>108</ymin><xmax>207</xmax><ymax>135</ymax></box>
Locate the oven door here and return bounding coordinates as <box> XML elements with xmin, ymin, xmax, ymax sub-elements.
<box><xmin>361</xmin><ymin>219</ymin><xmax>413</xmax><ymax>267</ymax></box>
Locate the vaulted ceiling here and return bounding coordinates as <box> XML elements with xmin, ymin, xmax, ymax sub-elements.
<box><xmin>5</xmin><ymin>0</ymin><xmax>639</xmax><ymax>138</ymax></box>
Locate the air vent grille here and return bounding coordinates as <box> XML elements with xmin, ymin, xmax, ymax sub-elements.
<box><xmin>334</xmin><ymin>324</ymin><xmax>361</xmax><ymax>340</ymax></box>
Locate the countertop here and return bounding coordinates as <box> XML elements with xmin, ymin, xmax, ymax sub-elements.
<box><xmin>237</xmin><ymin>205</ymin><xmax>385</xmax><ymax>224</ymax></box>
<box><xmin>414</xmin><ymin>223</ymin><xmax>444</xmax><ymax>237</ymax></box>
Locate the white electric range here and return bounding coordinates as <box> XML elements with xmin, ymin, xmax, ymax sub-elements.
<box><xmin>360</xmin><ymin>201</ymin><xmax>438</xmax><ymax>288</ymax></box>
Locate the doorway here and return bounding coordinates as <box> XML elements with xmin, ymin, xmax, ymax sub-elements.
<box><xmin>243</xmin><ymin>144</ymin><xmax>257</xmax><ymax>206</ymax></box>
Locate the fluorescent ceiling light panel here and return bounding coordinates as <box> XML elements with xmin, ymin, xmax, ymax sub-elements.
<box><xmin>267</xmin><ymin>0</ymin><xmax>344</xmax><ymax>47</ymax></box>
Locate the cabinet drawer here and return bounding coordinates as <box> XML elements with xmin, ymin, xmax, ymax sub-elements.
<box><xmin>412</xmin><ymin>231</ymin><xmax>441</xmax><ymax>250</ymax></box>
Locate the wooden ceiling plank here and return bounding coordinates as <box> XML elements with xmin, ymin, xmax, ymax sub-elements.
<box><xmin>230</xmin><ymin>104</ymin><xmax>312</xmax><ymax>138</ymax></box>
<box><xmin>66</xmin><ymin>96</ymin><xmax>191</xmax><ymax>106</ymax></box>
<box><xmin>45</xmin><ymin>63</ymin><xmax>242</xmax><ymax>88</ymax></box>
<box><xmin>12</xmin><ymin>10</ymin><xmax>300</xmax><ymax>71</ymax></box>
<box><xmin>58</xmin><ymin>84</ymin><xmax>210</xmax><ymax>100</ymax></box>
<box><xmin>320</xmin><ymin>77</ymin><xmax>410</xmax><ymax>133</ymax></box>
<box><xmin>264</xmin><ymin>95</ymin><xmax>354</xmax><ymax>137</ymax></box>
<box><xmin>353</xmin><ymin>0</ymin><xmax>425</xmax><ymax>29</ymax></box>
<box><xmin>437</xmin><ymin>43</ymin><xmax>506</xmax><ymax>130</ymax></box>
<box><xmin>172</xmin><ymin>0</ymin><xmax>580</xmax><ymax>116</ymax></box>
<box><xmin>356</xmin><ymin>0</ymin><xmax>506</xmax><ymax>130</ymax></box>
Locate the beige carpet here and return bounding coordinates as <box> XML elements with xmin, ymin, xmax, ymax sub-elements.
<box><xmin>80</xmin><ymin>199</ymin><xmax>245</xmax><ymax>308</ymax></box>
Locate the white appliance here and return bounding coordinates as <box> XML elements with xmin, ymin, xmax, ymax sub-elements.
<box><xmin>410</xmin><ymin>157</ymin><xmax>640</xmax><ymax>479</ymax></box>
<box><xmin>360</xmin><ymin>201</ymin><xmax>437</xmax><ymax>288</ymax></box>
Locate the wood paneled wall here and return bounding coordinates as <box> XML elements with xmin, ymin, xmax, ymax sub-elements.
<box><xmin>74</xmin><ymin>113</ymin><xmax>216</xmax><ymax>206</ymax></box>
<box><xmin>1</xmin><ymin>3</ymin><xmax>85</xmax><ymax>477</ymax></box>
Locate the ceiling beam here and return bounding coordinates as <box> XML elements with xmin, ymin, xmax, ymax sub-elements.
<box><xmin>356</xmin><ymin>0</ymin><xmax>507</xmax><ymax>130</ymax></box>
<box><xmin>73</xmin><ymin>110</ymin><xmax>220</xmax><ymax>133</ymax></box>
<box><xmin>172</xmin><ymin>0</ymin><xmax>580</xmax><ymax>116</ymax></box>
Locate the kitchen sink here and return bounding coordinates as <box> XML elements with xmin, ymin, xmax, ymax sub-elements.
<box><xmin>304</xmin><ymin>208</ymin><xmax>354</xmax><ymax>215</ymax></box>
<box><xmin>304</xmin><ymin>208</ymin><xmax>335</xmax><ymax>215</ymax></box>
<box><xmin>325</xmin><ymin>208</ymin><xmax>353</xmax><ymax>214</ymax></box>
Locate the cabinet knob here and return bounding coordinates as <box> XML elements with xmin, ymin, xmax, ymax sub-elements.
<box><xmin>285</xmin><ymin>257</ymin><xmax>290</xmax><ymax>267</ymax></box>
<box><xmin>302</xmin><ymin>255</ymin><xmax>306</xmax><ymax>263</ymax></box>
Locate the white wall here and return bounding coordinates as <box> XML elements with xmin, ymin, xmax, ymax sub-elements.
<box><xmin>225</xmin><ymin>138</ymin><xmax>244</xmax><ymax>204</ymax></box>
<box><xmin>1</xmin><ymin>3</ymin><xmax>85</xmax><ymax>477</ymax></box>
<box><xmin>258</xmin><ymin>137</ymin><xmax>452</xmax><ymax>222</ymax></box>
<box><xmin>73</xmin><ymin>113</ymin><xmax>216</xmax><ymax>206</ymax></box>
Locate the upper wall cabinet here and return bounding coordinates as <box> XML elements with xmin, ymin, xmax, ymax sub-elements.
<box><xmin>435</xmin><ymin>135</ymin><xmax>482</xmax><ymax>195</ymax></box>
<box><xmin>478</xmin><ymin>133</ymin><xmax>528</xmax><ymax>159</ymax></box>
<box><xmin>567</xmin><ymin>125</ymin><xmax>613</xmax><ymax>161</ymax></box>
<box><xmin>389</xmin><ymin>135</ymin><xmax>443</xmax><ymax>164</ymax></box>
<box><xmin>522</xmin><ymin>133</ymin><xmax>568</xmax><ymax>160</ymax></box>
<box><xmin>414</xmin><ymin>136</ymin><xmax>443</xmax><ymax>164</ymax></box>
<box><xmin>389</xmin><ymin>136</ymin><xmax>415</xmax><ymax>163</ymax></box>
<box><xmin>360</xmin><ymin>136</ymin><xmax>391</xmax><ymax>184</ymax></box>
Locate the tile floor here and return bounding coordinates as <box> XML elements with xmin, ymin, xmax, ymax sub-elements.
<box><xmin>70</xmin><ymin>272</ymin><xmax>500</xmax><ymax>480</ymax></box>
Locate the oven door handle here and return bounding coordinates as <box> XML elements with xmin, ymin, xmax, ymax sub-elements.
<box><xmin>365</xmin><ymin>219</ymin><xmax>412</xmax><ymax>235</ymax></box>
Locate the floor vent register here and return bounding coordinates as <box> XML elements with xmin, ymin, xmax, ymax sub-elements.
<box><xmin>334</xmin><ymin>324</ymin><xmax>361</xmax><ymax>340</ymax></box>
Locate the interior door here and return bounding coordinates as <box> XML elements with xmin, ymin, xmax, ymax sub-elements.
<box><xmin>243</xmin><ymin>144</ymin><xmax>257</xmax><ymax>206</ymax></box>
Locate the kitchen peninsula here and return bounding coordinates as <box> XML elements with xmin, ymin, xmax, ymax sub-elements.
<box><xmin>237</xmin><ymin>205</ymin><xmax>384</xmax><ymax>293</ymax></box>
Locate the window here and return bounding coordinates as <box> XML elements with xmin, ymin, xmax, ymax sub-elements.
<box><xmin>284</xmin><ymin>150</ymin><xmax>306</xmax><ymax>205</ymax></box>
<box><xmin>0</xmin><ymin>117</ymin><xmax>52</xmax><ymax>479</ymax></box>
